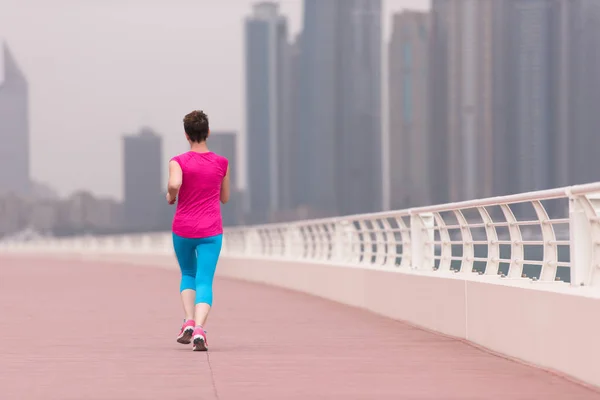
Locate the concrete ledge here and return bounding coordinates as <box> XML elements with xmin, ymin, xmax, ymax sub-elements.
<box><xmin>216</xmin><ymin>256</ymin><xmax>600</xmax><ymax>389</ymax></box>
<box><xmin>467</xmin><ymin>281</ymin><xmax>600</xmax><ymax>388</ymax></box>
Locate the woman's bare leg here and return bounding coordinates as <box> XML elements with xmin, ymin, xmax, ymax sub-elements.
<box><xmin>194</xmin><ymin>303</ymin><xmax>211</xmax><ymax>327</ymax></box>
<box><xmin>181</xmin><ymin>289</ymin><xmax>196</xmax><ymax>321</ymax></box>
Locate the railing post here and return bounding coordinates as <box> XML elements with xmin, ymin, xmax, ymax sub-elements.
<box><xmin>247</xmin><ymin>228</ymin><xmax>262</xmax><ymax>257</ymax></box>
<box><xmin>569</xmin><ymin>193</ymin><xmax>600</xmax><ymax>287</ymax></box>
<box><xmin>282</xmin><ymin>227</ymin><xmax>292</xmax><ymax>258</ymax></box>
<box><xmin>333</xmin><ymin>220</ymin><xmax>350</xmax><ymax>263</ymax></box>
<box><xmin>410</xmin><ymin>212</ymin><xmax>434</xmax><ymax>270</ymax></box>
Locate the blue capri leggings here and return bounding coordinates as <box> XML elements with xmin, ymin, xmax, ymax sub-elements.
<box><xmin>172</xmin><ymin>233</ymin><xmax>223</xmax><ymax>306</ymax></box>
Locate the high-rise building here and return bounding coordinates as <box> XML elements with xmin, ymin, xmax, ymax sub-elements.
<box><xmin>245</xmin><ymin>2</ymin><xmax>289</xmax><ymax>224</ymax></box>
<box><xmin>558</xmin><ymin>0</ymin><xmax>600</xmax><ymax>186</ymax></box>
<box><xmin>429</xmin><ymin>0</ymin><xmax>600</xmax><ymax>204</ymax></box>
<box><xmin>429</xmin><ymin>0</ymin><xmax>451</xmax><ymax>205</ymax></box>
<box><xmin>490</xmin><ymin>0</ymin><xmax>516</xmax><ymax>197</ymax></box>
<box><xmin>209</xmin><ymin>131</ymin><xmax>243</xmax><ymax>226</ymax></box>
<box><xmin>278</xmin><ymin>32</ymin><xmax>295</xmax><ymax>214</ymax></box>
<box><xmin>0</xmin><ymin>42</ymin><xmax>30</xmax><ymax>196</ymax></box>
<box><xmin>122</xmin><ymin>128</ymin><xmax>163</xmax><ymax>231</ymax></box>
<box><xmin>300</xmin><ymin>0</ymin><xmax>382</xmax><ymax>216</ymax></box>
<box><xmin>576</xmin><ymin>0</ymin><xmax>600</xmax><ymax>184</ymax></box>
<box><xmin>441</xmin><ymin>0</ymin><xmax>499</xmax><ymax>201</ymax></box>
<box><xmin>512</xmin><ymin>0</ymin><xmax>600</xmax><ymax>191</ymax></box>
<box><xmin>388</xmin><ymin>11</ymin><xmax>431</xmax><ymax>209</ymax></box>
<box><xmin>512</xmin><ymin>0</ymin><xmax>554</xmax><ymax>193</ymax></box>
<box><xmin>335</xmin><ymin>0</ymin><xmax>383</xmax><ymax>216</ymax></box>
<box><xmin>494</xmin><ymin>0</ymin><xmax>584</xmax><ymax>196</ymax></box>
<box><xmin>288</xmin><ymin>35</ymin><xmax>303</xmax><ymax>211</ymax></box>
<box><xmin>551</xmin><ymin>0</ymin><xmax>573</xmax><ymax>189</ymax></box>
<box><xmin>430</xmin><ymin>0</ymin><xmax>513</xmax><ymax>202</ymax></box>
<box><xmin>297</xmin><ymin>0</ymin><xmax>338</xmax><ymax>216</ymax></box>
<box><xmin>209</xmin><ymin>132</ymin><xmax>238</xmax><ymax>188</ymax></box>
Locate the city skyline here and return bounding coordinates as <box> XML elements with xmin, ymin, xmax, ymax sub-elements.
<box><xmin>4</xmin><ymin>0</ymin><xmax>599</xmax><ymax>227</ymax></box>
<box><xmin>2</xmin><ymin>0</ymin><xmax>600</xmax><ymax>235</ymax></box>
<box><xmin>0</xmin><ymin>0</ymin><xmax>419</xmax><ymax>200</ymax></box>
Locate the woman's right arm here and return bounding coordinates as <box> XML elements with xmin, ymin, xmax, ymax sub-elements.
<box><xmin>167</xmin><ymin>160</ymin><xmax>183</xmax><ymax>205</ymax></box>
<box><xmin>220</xmin><ymin>165</ymin><xmax>231</xmax><ymax>204</ymax></box>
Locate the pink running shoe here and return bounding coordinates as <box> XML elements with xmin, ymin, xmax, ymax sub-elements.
<box><xmin>192</xmin><ymin>326</ymin><xmax>208</xmax><ymax>352</ymax></box>
<box><xmin>177</xmin><ymin>319</ymin><xmax>196</xmax><ymax>344</ymax></box>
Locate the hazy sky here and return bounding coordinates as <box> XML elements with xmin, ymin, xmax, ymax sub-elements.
<box><xmin>1</xmin><ymin>0</ymin><xmax>428</xmax><ymax>200</ymax></box>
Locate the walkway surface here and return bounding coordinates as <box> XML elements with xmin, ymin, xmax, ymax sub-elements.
<box><xmin>1</xmin><ymin>256</ymin><xmax>599</xmax><ymax>400</ymax></box>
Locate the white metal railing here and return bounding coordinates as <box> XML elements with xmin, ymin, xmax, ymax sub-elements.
<box><xmin>2</xmin><ymin>183</ymin><xmax>600</xmax><ymax>288</ymax></box>
<box><xmin>216</xmin><ymin>182</ymin><xmax>600</xmax><ymax>288</ymax></box>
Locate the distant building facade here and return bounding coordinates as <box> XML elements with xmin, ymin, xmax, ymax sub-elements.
<box><xmin>429</xmin><ymin>0</ymin><xmax>518</xmax><ymax>202</ymax></box>
<box><xmin>554</xmin><ymin>0</ymin><xmax>600</xmax><ymax>186</ymax></box>
<box><xmin>389</xmin><ymin>11</ymin><xmax>431</xmax><ymax>209</ymax></box>
<box><xmin>245</xmin><ymin>2</ymin><xmax>289</xmax><ymax>224</ymax></box>
<box><xmin>299</xmin><ymin>0</ymin><xmax>383</xmax><ymax>216</ymax></box>
<box><xmin>210</xmin><ymin>131</ymin><xmax>243</xmax><ymax>226</ymax></box>
<box><xmin>512</xmin><ymin>0</ymin><xmax>554</xmax><ymax>193</ymax></box>
<box><xmin>430</xmin><ymin>0</ymin><xmax>501</xmax><ymax>202</ymax></box>
<box><xmin>210</xmin><ymin>132</ymin><xmax>238</xmax><ymax>188</ymax></box>
<box><xmin>335</xmin><ymin>0</ymin><xmax>383</xmax><ymax>216</ymax></box>
<box><xmin>0</xmin><ymin>42</ymin><xmax>30</xmax><ymax>196</ymax></box>
<box><xmin>122</xmin><ymin>128</ymin><xmax>163</xmax><ymax>231</ymax></box>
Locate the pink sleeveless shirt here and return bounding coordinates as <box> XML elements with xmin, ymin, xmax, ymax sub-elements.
<box><xmin>170</xmin><ymin>151</ymin><xmax>228</xmax><ymax>239</ymax></box>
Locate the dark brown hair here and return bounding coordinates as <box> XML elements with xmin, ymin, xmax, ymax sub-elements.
<box><xmin>183</xmin><ymin>110</ymin><xmax>210</xmax><ymax>143</ymax></box>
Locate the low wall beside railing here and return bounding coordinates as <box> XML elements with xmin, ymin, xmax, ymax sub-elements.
<box><xmin>2</xmin><ymin>182</ymin><xmax>600</xmax><ymax>388</ymax></box>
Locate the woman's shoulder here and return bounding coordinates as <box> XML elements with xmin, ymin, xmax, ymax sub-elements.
<box><xmin>170</xmin><ymin>151</ymin><xmax>192</xmax><ymax>163</ymax></box>
<box><xmin>209</xmin><ymin>152</ymin><xmax>228</xmax><ymax>165</ymax></box>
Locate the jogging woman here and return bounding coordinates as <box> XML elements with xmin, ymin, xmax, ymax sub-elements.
<box><xmin>166</xmin><ymin>110</ymin><xmax>230</xmax><ymax>351</ymax></box>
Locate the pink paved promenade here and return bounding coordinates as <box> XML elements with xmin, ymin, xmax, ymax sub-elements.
<box><xmin>1</xmin><ymin>256</ymin><xmax>599</xmax><ymax>400</ymax></box>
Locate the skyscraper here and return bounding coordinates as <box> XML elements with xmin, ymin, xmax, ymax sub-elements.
<box><xmin>430</xmin><ymin>0</ymin><xmax>512</xmax><ymax>202</ymax></box>
<box><xmin>492</xmin><ymin>0</ymin><xmax>584</xmax><ymax>196</ymax></box>
<box><xmin>245</xmin><ymin>2</ymin><xmax>289</xmax><ymax>223</ymax></box>
<box><xmin>335</xmin><ymin>0</ymin><xmax>383</xmax><ymax>216</ymax></box>
<box><xmin>513</xmin><ymin>0</ymin><xmax>554</xmax><ymax>193</ymax></box>
<box><xmin>552</xmin><ymin>0</ymin><xmax>573</xmax><ymax>189</ymax></box>
<box><xmin>298</xmin><ymin>0</ymin><xmax>339</xmax><ymax>216</ymax></box>
<box><xmin>288</xmin><ymin>34</ymin><xmax>304</xmax><ymax>211</ymax></box>
<box><xmin>300</xmin><ymin>0</ymin><xmax>382</xmax><ymax>216</ymax></box>
<box><xmin>122</xmin><ymin>128</ymin><xmax>163</xmax><ymax>231</ymax></box>
<box><xmin>209</xmin><ymin>132</ymin><xmax>238</xmax><ymax>189</ymax></box>
<box><xmin>575</xmin><ymin>0</ymin><xmax>600</xmax><ymax>184</ymax></box>
<box><xmin>491</xmin><ymin>0</ymin><xmax>516</xmax><ymax>197</ymax></box>
<box><xmin>446</xmin><ymin>0</ymin><xmax>497</xmax><ymax>201</ymax></box>
<box><xmin>0</xmin><ymin>41</ymin><xmax>30</xmax><ymax>196</ymax></box>
<box><xmin>429</xmin><ymin>0</ymin><xmax>451</xmax><ymax>205</ymax></box>
<box><xmin>558</xmin><ymin>0</ymin><xmax>600</xmax><ymax>186</ymax></box>
<box><xmin>388</xmin><ymin>11</ymin><xmax>431</xmax><ymax>209</ymax></box>
<box><xmin>209</xmin><ymin>131</ymin><xmax>242</xmax><ymax>226</ymax></box>
<box><xmin>427</xmin><ymin>0</ymin><xmax>600</xmax><ymax>204</ymax></box>
<box><xmin>512</xmin><ymin>0</ymin><xmax>600</xmax><ymax>191</ymax></box>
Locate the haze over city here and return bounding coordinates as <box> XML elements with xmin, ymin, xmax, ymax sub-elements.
<box><xmin>3</xmin><ymin>0</ymin><xmax>600</xmax><ymax>236</ymax></box>
<box><xmin>1</xmin><ymin>0</ymin><xmax>427</xmax><ymax>199</ymax></box>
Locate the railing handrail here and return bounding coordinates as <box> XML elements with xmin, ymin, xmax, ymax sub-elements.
<box><xmin>225</xmin><ymin>182</ymin><xmax>600</xmax><ymax>232</ymax></box>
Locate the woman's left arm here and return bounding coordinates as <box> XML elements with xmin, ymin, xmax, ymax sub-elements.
<box><xmin>167</xmin><ymin>160</ymin><xmax>183</xmax><ymax>205</ymax></box>
<box><xmin>220</xmin><ymin>165</ymin><xmax>231</xmax><ymax>204</ymax></box>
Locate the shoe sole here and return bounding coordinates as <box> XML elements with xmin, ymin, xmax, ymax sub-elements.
<box><xmin>177</xmin><ymin>327</ymin><xmax>194</xmax><ymax>345</ymax></box>
<box><xmin>193</xmin><ymin>336</ymin><xmax>208</xmax><ymax>352</ymax></box>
